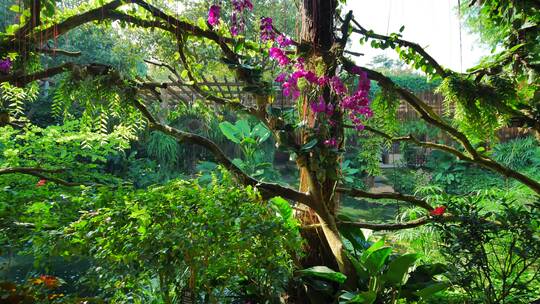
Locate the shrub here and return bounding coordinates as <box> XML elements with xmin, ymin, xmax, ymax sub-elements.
<box><xmin>64</xmin><ymin>174</ymin><xmax>301</xmax><ymax>303</ymax></box>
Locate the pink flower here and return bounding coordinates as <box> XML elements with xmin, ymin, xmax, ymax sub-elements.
<box><xmin>430</xmin><ymin>206</ymin><xmax>446</xmax><ymax>216</ymax></box>
<box><xmin>269</xmin><ymin>47</ymin><xmax>290</xmax><ymax>66</ymax></box>
<box><xmin>36</xmin><ymin>179</ymin><xmax>47</xmax><ymax>187</ymax></box>
<box><xmin>231</xmin><ymin>25</ymin><xmax>240</xmax><ymax>36</ymax></box>
<box><xmin>274</xmin><ymin>73</ymin><xmax>287</xmax><ymax>83</ymax></box>
<box><xmin>310</xmin><ymin>97</ymin><xmax>326</xmax><ymax>113</ymax></box>
<box><xmin>330</xmin><ymin>76</ymin><xmax>347</xmax><ymax>95</ymax></box>
<box><xmin>304</xmin><ymin>71</ymin><xmax>318</xmax><ymax>84</ymax></box>
<box><xmin>243</xmin><ymin>0</ymin><xmax>253</xmax><ymax>10</ymax></box>
<box><xmin>232</xmin><ymin>0</ymin><xmax>253</xmax><ymax>12</ymax></box>
<box><xmin>260</xmin><ymin>17</ymin><xmax>275</xmax><ymax>41</ymax></box>
<box><xmin>350</xmin><ymin>65</ymin><xmax>362</xmax><ymax>75</ymax></box>
<box><xmin>317</xmin><ymin>76</ymin><xmax>329</xmax><ymax>86</ymax></box>
<box><xmin>325</xmin><ymin>103</ymin><xmax>335</xmax><ymax>116</ymax></box>
<box><xmin>358</xmin><ymin>71</ymin><xmax>370</xmax><ymax>91</ymax></box>
<box><xmin>291</xmin><ymin>69</ymin><xmax>306</xmax><ymax>80</ymax></box>
<box><xmin>294</xmin><ymin>57</ymin><xmax>305</xmax><ymax>69</ymax></box>
<box><xmin>323</xmin><ymin>138</ymin><xmax>338</xmax><ymax>148</ymax></box>
<box><xmin>282</xmin><ymin>80</ymin><xmax>300</xmax><ymax>100</ymax></box>
<box><xmin>277</xmin><ymin>34</ymin><xmax>293</xmax><ymax>47</ymax></box>
<box><xmin>309</xmin><ymin>97</ymin><xmax>334</xmax><ymax>116</ymax></box>
<box><xmin>207</xmin><ymin>5</ymin><xmax>220</xmax><ymax>26</ymax></box>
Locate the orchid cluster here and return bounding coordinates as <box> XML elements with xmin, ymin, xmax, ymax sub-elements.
<box><xmin>0</xmin><ymin>57</ymin><xmax>11</xmax><ymax>74</ymax></box>
<box><xmin>271</xmin><ymin>52</ymin><xmax>372</xmax><ymax>130</ymax></box>
<box><xmin>207</xmin><ymin>0</ymin><xmax>253</xmax><ymax>36</ymax></box>
<box><xmin>269</xmin><ymin>43</ymin><xmax>372</xmax><ymax>145</ymax></box>
<box><xmin>206</xmin><ymin>1</ymin><xmax>372</xmax><ymax>149</ymax></box>
<box><xmin>260</xmin><ymin>17</ymin><xmax>275</xmax><ymax>42</ymax></box>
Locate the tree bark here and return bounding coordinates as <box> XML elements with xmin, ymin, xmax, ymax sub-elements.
<box><xmin>296</xmin><ymin>0</ymin><xmax>358</xmax><ymax>288</ymax></box>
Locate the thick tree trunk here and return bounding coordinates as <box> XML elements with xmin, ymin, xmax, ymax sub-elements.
<box><xmin>296</xmin><ymin>0</ymin><xmax>357</xmax><ymax>288</ymax></box>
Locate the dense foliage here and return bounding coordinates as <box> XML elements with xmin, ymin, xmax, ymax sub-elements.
<box><xmin>1</xmin><ymin>0</ymin><xmax>540</xmax><ymax>303</ymax></box>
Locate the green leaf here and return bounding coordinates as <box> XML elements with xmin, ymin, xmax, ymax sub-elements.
<box><xmin>270</xmin><ymin>196</ymin><xmax>292</xmax><ymax>220</ymax></box>
<box><xmin>301</xmin><ymin>139</ymin><xmax>318</xmax><ymax>151</ymax></box>
<box><xmin>252</xmin><ymin>123</ymin><xmax>271</xmax><ymax>143</ymax></box>
<box><xmin>339</xmin><ymin>225</ymin><xmax>367</xmax><ymax>253</ymax></box>
<box><xmin>349</xmin><ymin>291</ymin><xmax>377</xmax><ymax>304</ymax></box>
<box><xmin>345</xmin><ymin>251</ymin><xmax>370</xmax><ymax>280</ymax></box>
<box><xmin>219</xmin><ymin>122</ymin><xmax>241</xmax><ymax>143</ymax></box>
<box><xmin>340</xmin><ymin>291</ymin><xmax>377</xmax><ymax>304</ymax></box>
<box><xmin>235</xmin><ymin>41</ymin><xmax>245</xmax><ymax>53</ymax></box>
<box><xmin>381</xmin><ymin>253</ymin><xmax>419</xmax><ymax>285</ymax></box>
<box><xmin>415</xmin><ymin>282</ymin><xmax>450</xmax><ymax>298</ymax></box>
<box><xmin>236</xmin><ymin>119</ymin><xmax>251</xmax><ymax>138</ymax></box>
<box><xmin>361</xmin><ymin>238</ymin><xmax>385</xmax><ymax>263</ymax></box>
<box><xmin>180</xmin><ymin>70</ymin><xmax>189</xmax><ymax>79</ymax></box>
<box><xmin>298</xmin><ymin>266</ymin><xmax>347</xmax><ymax>284</ymax></box>
<box><xmin>364</xmin><ymin>247</ymin><xmax>392</xmax><ymax>274</ymax></box>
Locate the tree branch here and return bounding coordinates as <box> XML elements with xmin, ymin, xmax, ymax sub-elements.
<box><xmin>0</xmin><ymin>167</ymin><xmax>82</xmax><ymax>187</ymax></box>
<box><xmin>342</xmin><ymin>61</ymin><xmax>540</xmax><ymax>195</ymax></box>
<box><xmin>130</xmin><ymin>99</ymin><xmax>313</xmax><ymax>207</ymax></box>
<box><xmin>0</xmin><ymin>62</ymin><xmax>75</xmax><ymax>86</ymax></box>
<box><xmin>336</xmin><ymin>187</ymin><xmax>433</xmax><ymax>211</ymax></box>
<box><xmin>35</xmin><ymin>48</ymin><xmax>82</xmax><ymax>57</ymax></box>
<box><xmin>361</xmin><ymin>125</ymin><xmax>472</xmax><ymax>161</ymax></box>
<box><xmin>338</xmin><ymin>217</ymin><xmax>429</xmax><ymax>230</ymax></box>
<box><xmin>350</xmin><ymin>17</ymin><xmax>447</xmax><ymax>77</ymax></box>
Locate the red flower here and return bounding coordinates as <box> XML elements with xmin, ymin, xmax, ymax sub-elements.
<box><xmin>32</xmin><ymin>275</ymin><xmax>60</xmax><ymax>288</ymax></box>
<box><xmin>36</xmin><ymin>179</ymin><xmax>47</xmax><ymax>187</ymax></box>
<box><xmin>430</xmin><ymin>206</ymin><xmax>446</xmax><ymax>216</ymax></box>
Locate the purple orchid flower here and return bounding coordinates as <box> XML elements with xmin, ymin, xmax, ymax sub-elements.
<box><xmin>208</xmin><ymin>5</ymin><xmax>220</xmax><ymax>26</ymax></box>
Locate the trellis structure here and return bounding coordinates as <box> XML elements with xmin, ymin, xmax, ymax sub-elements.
<box><xmin>157</xmin><ymin>78</ymin><xmax>527</xmax><ymax>143</ymax></box>
<box><xmin>157</xmin><ymin>76</ymin><xmax>295</xmax><ymax>108</ymax></box>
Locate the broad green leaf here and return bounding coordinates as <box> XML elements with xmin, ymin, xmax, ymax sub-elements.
<box><xmin>364</xmin><ymin>247</ymin><xmax>392</xmax><ymax>274</ymax></box>
<box><xmin>361</xmin><ymin>238</ymin><xmax>385</xmax><ymax>263</ymax></box>
<box><xmin>345</xmin><ymin>251</ymin><xmax>369</xmax><ymax>280</ymax></box>
<box><xmin>415</xmin><ymin>282</ymin><xmax>450</xmax><ymax>298</ymax></box>
<box><xmin>270</xmin><ymin>196</ymin><xmax>292</xmax><ymax>220</ymax></box>
<box><xmin>339</xmin><ymin>225</ymin><xmax>367</xmax><ymax>253</ymax></box>
<box><xmin>381</xmin><ymin>253</ymin><xmax>419</xmax><ymax>285</ymax></box>
<box><xmin>298</xmin><ymin>266</ymin><xmax>347</xmax><ymax>284</ymax></box>
<box><xmin>218</xmin><ymin>121</ymin><xmax>241</xmax><ymax>143</ymax></box>
<box><xmin>340</xmin><ymin>291</ymin><xmax>377</xmax><ymax>304</ymax></box>
<box><xmin>253</xmin><ymin>123</ymin><xmax>271</xmax><ymax>143</ymax></box>
<box><xmin>236</xmin><ymin>119</ymin><xmax>251</xmax><ymax>138</ymax></box>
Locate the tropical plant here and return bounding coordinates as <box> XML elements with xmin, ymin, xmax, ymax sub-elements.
<box><xmin>218</xmin><ymin>118</ymin><xmax>278</xmax><ymax>180</ymax></box>
<box><xmin>297</xmin><ymin>228</ymin><xmax>449</xmax><ymax>304</ymax></box>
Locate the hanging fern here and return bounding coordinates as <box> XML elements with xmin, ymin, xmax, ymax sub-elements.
<box><xmin>437</xmin><ymin>74</ymin><xmax>517</xmax><ymax>144</ymax></box>
<box><xmin>50</xmin><ymin>73</ymin><xmax>144</xmax><ymax>139</ymax></box>
<box><xmin>369</xmin><ymin>87</ymin><xmax>400</xmax><ymax>137</ymax></box>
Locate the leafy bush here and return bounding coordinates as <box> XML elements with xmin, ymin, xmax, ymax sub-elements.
<box><xmin>436</xmin><ymin>195</ymin><xmax>540</xmax><ymax>303</ymax></box>
<box><xmin>64</xmin><ymin>174</ymin><xmax>301</xmax><ymax>303</ymax></box>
